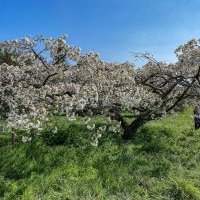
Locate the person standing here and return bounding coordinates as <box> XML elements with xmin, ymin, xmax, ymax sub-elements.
<box><xmin>194</xmin><ymin>105</ymin><xmax>200</xmax><ymax>129</ymax></box>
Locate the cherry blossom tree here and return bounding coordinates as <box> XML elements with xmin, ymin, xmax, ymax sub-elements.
<box><xmin>0</xmin><ymin>36</ymin><xmax>80</xmax><ymax>143</ymax></box>
<box><xmin>1</xmin><ymin>36</ymin><xmax>200</xmax><ymax>143</ymax></box>
<box><xmin>110</xmin><ymin>39</ymin><xmax>200</xmax><ymax>139</ymax></box>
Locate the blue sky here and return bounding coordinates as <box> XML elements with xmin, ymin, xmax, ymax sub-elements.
<box><xmin>1</xmin><ymin>0</ymin><xmax>200</xmax><ymax>64</ymax></box>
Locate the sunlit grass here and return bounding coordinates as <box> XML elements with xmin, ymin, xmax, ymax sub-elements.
<box><xmin>0</xmin><ymin>108</ymin><xmax>200</xmax><ymax>199</ymax></box>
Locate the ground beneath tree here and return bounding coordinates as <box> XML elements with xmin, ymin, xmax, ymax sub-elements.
<box><xmin>0</xmin><ymin>108</ymin><xmax>200</xmax><ymax>200</ymax></box>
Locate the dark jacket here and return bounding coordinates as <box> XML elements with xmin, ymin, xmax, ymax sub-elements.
<box><xmin>194</xmin><ymin>106</ymin><xmax>200</xmax><ymax>129</ymax></box>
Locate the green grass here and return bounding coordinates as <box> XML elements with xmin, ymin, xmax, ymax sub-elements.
<box><xmin>0</xmin><ymin>108</ymin><xmax>200</xmax><ymax>199</ymax></box>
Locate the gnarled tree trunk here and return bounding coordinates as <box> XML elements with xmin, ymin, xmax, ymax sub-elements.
<box><xmin>122</xmin><ymin>117</ymin><xmax>146</xmax><ymax>139</ymax></box>
<box><xmin>109</xmin><ymin>109</ymin><xmax>147</xmax><ymax>140</ymax></box>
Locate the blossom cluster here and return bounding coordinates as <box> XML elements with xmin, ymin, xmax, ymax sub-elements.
<box><xmin>1</xmin><ymin>36</ymin><xmax>200</xmax><ymax>143</ymax></box>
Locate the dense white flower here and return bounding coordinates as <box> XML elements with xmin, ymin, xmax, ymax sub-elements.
<box><xmin>22</xmin><ymin>136</ymin><xmax>32</xmax><ymax>143</ymax></box>
<box><xmin>1</xmin><ymin>35</ymin><xmax>200</xmax><ymax>143</ymax></box>
<box><xmin>87</xmin><ymin>124</ymin><xmax>95</xmax><ymax>131</ymax></box>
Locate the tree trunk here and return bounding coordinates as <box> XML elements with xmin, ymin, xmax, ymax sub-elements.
<box><xmin>122</xmin><ymin>117</ymin><xmax>146</xmax><ymax>140</ymax></box>
<box><xmin>11</xmin><ymin>131</ymin><xmax>16</xmax><ymax>145</ymax></box>
<box><xmin>109</xmin><ymin>109</ymin><xmax>146</xmax><ymax>140</ymax></box>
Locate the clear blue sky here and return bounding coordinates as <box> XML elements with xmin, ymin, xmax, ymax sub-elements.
<box><xmin>1</xmin><ymin>0</ymin><xmax>200</xmax><ymax>63</ymax></box>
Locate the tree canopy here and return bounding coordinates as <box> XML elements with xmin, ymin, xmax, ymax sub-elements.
<box><xmin>1</xmin><ymin>36</ymin><xmax>200</xmax><ymax>142</ymax></box>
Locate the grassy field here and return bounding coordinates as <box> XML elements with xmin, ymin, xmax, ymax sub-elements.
<box><xmin>1</xmin><ymin>108</ymin><xmax>200</xmax><ymax>199</ymax></box>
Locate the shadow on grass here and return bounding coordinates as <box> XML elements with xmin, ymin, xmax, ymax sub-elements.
<box><xmin>133</xmin><ymin>125</ymin><xmax>174</xmax><ymax>154</ymax></box>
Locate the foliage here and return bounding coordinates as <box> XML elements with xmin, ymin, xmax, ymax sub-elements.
<box><xmin>2</xmin><ymin>35</ymin><xmax>200</xmax><ymax>140</ymax></box>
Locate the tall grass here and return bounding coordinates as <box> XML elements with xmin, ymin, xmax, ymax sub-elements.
<box><xmin>0</xmin><ymin>108</ymin><xmax>200</xmax><ymax>199</ymax></box>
